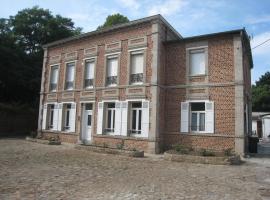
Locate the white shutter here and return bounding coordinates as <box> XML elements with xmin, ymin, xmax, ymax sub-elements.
<box><xmin>42</xmin><ymin>104</ymin><xmax>47</xmax><ymax>130</ymax></box>
<box><xmin>131</xmin><ymin>53</ymin><xmax>143</xmax><ymax>74</ymax></box>
<box><xmin>97</xmin><ymin>102</ymin><xmax>104</xmax><ymax>135</ymax></box>
<box><xmin>52</xmin><ymin>103</ymin><xmax>58</xmax><ymax>131</ymax></box>
<box><xmin>57</xmin><ymin>103</ymin><xmax>63</xmax><ymax>131</ymax></box>
<box><xmin>205</xmin><ymin>101</ymin><xmax>214</xmax><ymax>133</ymax></box>
<box><xmin>114</xmin><ymin>102</ymin><xmax>122</xmax><ymax>135</ymax></box>
<box><xmin>121</xmin><ymin>101</ymin><xmax>128</xmax><ymax>136</ymax></box>
<box><xmin>181</xmin><ymin>102</ymin><xmax>189</xmax><ymax>133</ymax></box>
<box><xmin>69</xmin><ymin>103</ymin><xmax>76</xmax><ymax>132</ymax></box>
<box><xmin>141</xmin><ymin>100</ymin><xmax>149</xmax><ymax>137</ymax></box>
<box><xmin>107</xmin><ymin>57</ymin><xmax>118</xmax><ymax>76</ymax></box>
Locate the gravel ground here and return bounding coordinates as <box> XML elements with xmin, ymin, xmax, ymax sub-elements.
<box><xmin>0</xmin><ymin>138</ymin><xmax>270</xmax><ymax>200</ymax></box>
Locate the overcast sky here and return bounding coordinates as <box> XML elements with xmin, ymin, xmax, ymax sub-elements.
<box><xmin>1</xmin><ymin>0</ymin><xmax>270</xmax><ymax>83</ymax></box>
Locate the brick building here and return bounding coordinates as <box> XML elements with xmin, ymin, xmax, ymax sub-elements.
<box><xmin>38</xmin><ymin>15</ymin><xmax>252</xmax><ymax>155</ymax></box>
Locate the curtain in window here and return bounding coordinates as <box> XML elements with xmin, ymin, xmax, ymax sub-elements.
<box><xmin>107</xmin><ymin>57</ymin><xmax>118</xmax><ymax>77</ymax></box>
<box><xmin>66</xmin><ymin>63</ymin><xmax>75</xmax><ymax>82</ymax></box>
<box><xmin>85</xmin><ymin>61</ymin><xmax>94</xmax><ymax>79</ymax></box>
<box><xmin>51</xmin><ymin>67</ymin><xmax>58</xmax><ymax>84</ymax></box>
<box><xmin>131</xmin><ymin>53</ymin><xmax>143</xmax><ymax>74</ymax></box>
<box><xmin>190</xmin><ymin>51</ymin><xmax>205</xmax><ymax>75</ymax></box>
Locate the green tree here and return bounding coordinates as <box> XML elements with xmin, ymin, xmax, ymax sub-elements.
<box><xmin>0</xmin><ymin>6</ymin><xmax>82</xmax><ymax>107</ymax></box>
<box><xmin>97</xmin><ymin>13</ymin><xmax>129</xmax><ymax>30</ymax></box>
<box><xmin>252</xmin><ymin>71</ymin><xmax>270</xmax><ymax>111</ymax></box>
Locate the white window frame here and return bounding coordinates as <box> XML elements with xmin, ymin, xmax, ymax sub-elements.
<box><xmin>190</xmin><ymin>110</ymin><xmax>206</xmax><ymax>133</ymax></box>
<box><xmin>189</xmin><ymin>48</ymin><xmax>206</xmax><ymax>76</ymax></box>
<box><xmin>129</xmin><ymin>50</ymin><xmax>144</xmax><ymax>85</ymax></box>
<box><xmin>48</xmin><ymin>104</ymin><xmax>55</xmax><ymax>130</ymax></box>
<box><xmin>63</xmin><ymin>103</ymin><xmax>72</xmax><ymax>131</ymax></box>
<box><xmin>83</xmin><ymin>58</ymin><xmax>95</xmax><ymax>89</ymax></box>
<box><xmin>105</xmin><ymin>54</ymin><xmax>119</xmax><ymax>87</ymax></box>
<box><xmin>64</xmin><ymin>61</ymin><xmax>76</xmax><ymax>91</ymax></box>
<box><xmin>105</xmin><ymin>102</ymin><xmax>116</xmax><ymax>134</ymax></box>
<box><xmin>130</xmin><ymin>102</ymin><xmax>142</xmax><ymax>134</ymax></box>
<box><xmin>49</xmin><ymin>65</ymin><xmax>59</xmax><ymax>92</ymax></box>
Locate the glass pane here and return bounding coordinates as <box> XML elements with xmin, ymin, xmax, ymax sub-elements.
<box><xmin>132</xmin><ymin>110</ymin><xmax>136</xmax><ymax>130</ymax></box>
<box><xmin>107</xmin><ymin>103</ymin><xmax>115</xmax><ymax>108</ymax></box>
<box><xmin>51</xmin><ymin>67</ymin><xmax>58</xmax><ymax>84</ymax></box>
<box><xmin>66</xmin><ymin>63</ymin><xmax>75</xmax><ymax>81</ymax></box>
<box><xmin>191</xmin><ymin>113</ymin><xmax>197</xmax><ymax>131</ymax></box>
<box><xmin>85</xmin><ymin>103</ymin><xmax>92</xmax><ymax>110</ymax></box>
<box><xmin>113</xmin><ymin>110</ymin><xmax>115</xmax><ymax>129</ymax></box>
<box><xmin>132</xmin><ymin>102</ymin><xmax>142</xmax><ymax>108</ymax></box>
<box><xmin>190</xmin><ymin>51</ymin><xmax>205</xmax><ymax>75</ymax></box>
<box><xmin>85</xmin><ymin>61</ymin><xmax>94</xmax><ymax>79</ymax></box>
<box><xmin>138</xmin><ymin>110</ymin><xmax>142</xmax><ymax>131</ymax></box>
<box><xmin>107</xmin><ymin>57</ymin><xmax>118</xmax><ymax>76</ymax></box>
<box><xmin>87</xmin><ymin>115</ymin><xmax>92</xmax><ymax>126</ymax></box>
<box><xmin>66</xmin><ymin>110</ymin><xmax>70</xmax><ymax>127</ymax></box>
<box><xmin>191</xmin><ymin>103</ymin><xmax>205</xmax><ymax>111</ymax></box>
<box><xmin>66</xmin><ymin>104</ymin><xmax>71</xmax><ymax>109</ymax></box>
<box><xmin>199</xmin><ymin>113</ymin><xmax>205</xmax><ymax>131</ymax></box>
<box><xmin>131</xmin><ymin>53</ymin><xmax>143</xmax><ymax>74</ymax></box>
<box><xmin>50</xmin><ymin>110</ymin><xmax>54</xmax><ymax>126</ymax></box>
<box><xmin>107</xmin><ymin>110</ymin><xmax>111</xmax><ymax>129</ymax></box>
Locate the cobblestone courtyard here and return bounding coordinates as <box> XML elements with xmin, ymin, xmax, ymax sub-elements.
<box><xmin>1</xmin><ymin>139</ymin><xmax>270</xmax><ymax>199</ymax></box>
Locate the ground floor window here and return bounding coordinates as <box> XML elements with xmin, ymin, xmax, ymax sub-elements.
<box><xmin>48</xmin><ymin>104</ymin><xmax>55</xmax><ymax>129</ymax></box>
<box><xmin>130</xmin><ymin>102</ymin><xmax>142</xmax><ymax>134</ymax></box>
<box><xmin>105</xmin><ymin>103</ymin><xmax>115</xmax><ymax>133</ymax></box>
<box><xmin>64</xmin><ymin>104</ymin><xmax>71</xmax><ymax>131</ymax></box>
<box><xmin>190</xmin><ymin>102</ymin><xmax>205</xmax><ymax>132</ymax></box>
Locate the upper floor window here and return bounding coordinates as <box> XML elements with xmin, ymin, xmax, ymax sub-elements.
<box><xmin>190</xmin><ymin>102</ymin><xmax>205</xmax><ymax>132</ymax></box>
<box><xmin>84</xmin><ymin>60</ymin><xmax>95</xmax><ymax>89</ymax></box>
<box><xmin>65</xmin><ymin>62</ymin><xmax>75</xmax><ymax>90</ymax></box>
<box><xmin>49</xmin><ymin>66</ymin><xmax>59</xmax><ymax>92</ymax></box>
<box><xmin>106</xmin><ymin>56</ymin><xmax>118</xmax><ymax>87</ymax></box>
<box><xmin>130</xmin><ymin>51</ymin><xmax>143</xmax><ymax>84</ymax></box>
<box><xmin>189</xmin><ymin>49</ymin><xmax>205</xmax><ymax>76</ymax></box>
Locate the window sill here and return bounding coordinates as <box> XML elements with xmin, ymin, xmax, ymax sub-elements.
<box><xmin>188</xmin><ymin>74</ymin><xmax>207</xmax><ymax>78</ymax></box>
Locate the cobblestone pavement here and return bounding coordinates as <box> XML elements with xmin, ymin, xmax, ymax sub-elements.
<box><xmin>1</xmin><ymin>139</ymin><xmax>270</xmax><ymax>200</ymax></box>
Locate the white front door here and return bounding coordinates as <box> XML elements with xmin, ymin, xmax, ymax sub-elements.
<box><xmin>82</xmin><ymin>103</ymin><xmax>93</xmax><ymax>142</ymax></box>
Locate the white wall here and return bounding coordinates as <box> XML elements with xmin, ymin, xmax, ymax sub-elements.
<box><xmin>252</xmin><ymin>120</ymin><xmax>257</xmax><ymax>134</ymax></box>
<box><xmin>262</xmin><ymin>116</ymin><xmax>270</xmax><ymax>138</ymax></box>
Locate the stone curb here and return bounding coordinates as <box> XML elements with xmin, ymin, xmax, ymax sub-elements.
<box><xmin>75</xmin><ymin>145</ymin><xmax>144</xmax><ymax>158</ymax></box>
<box><xmin>164</xmin><ymin>152</ymin><xmax>241</xmax><ymax>165</ymax></box>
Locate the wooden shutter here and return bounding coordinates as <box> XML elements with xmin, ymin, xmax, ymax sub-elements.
<box><xmin>57</xmin><ymin>103</ymin><xmax>63</xmax><ymax>131</ymax></box>
<box><xmin>52</xmin><ymin>103</ymin><xmax>58</xmax><ymax>131</ymax></box>
<box><xmin>42</xmin><ymin>104</ymin><xmax>47</xmax><ymax>130</ymax></box>
<box><xmin>181</xmin><ymin>102</ymin><xmax>189</xmax><ymax>133</ymax></box>
<box><xmin>121</xmin><ymin>101</ymin><xmax>128</xmax><ymax>136</ymax></box>
<box><xmin>114</xmin><ymin>102</ymin><xmax>122</xmax><ymax>135</ymax></box>
<box><xmin>205</xmin><ymin>101</ymin><xmax>214</xmax><ymax>133</ymax></box>
<box><xmin>141</xmin><ymin>100</ymin><xmax>149</xmax><ymax>137</ymax></box>
<box><xmin>97</xmin><ymin>102</ymin><xmax>104</xmax><ymax>135</ymax></box>
<box><xmin>69</xmin><ymin>103</ymin><xmax>76</xmax><ymax>132</ymax></box>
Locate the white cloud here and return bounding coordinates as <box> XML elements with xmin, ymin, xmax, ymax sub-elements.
<box><xmin>251</xmin><ymin>31</ymin><xmax>270</xmax><ymax>56</ymax></box>
<box><xmin>117</xmin><ymin>0</ymin><xmax>140</xmax><ymax>10</ymax></box>
<box><xmin>246</xmin><ymin>15</ymin><xmax>270</xmax><ymax>25</ymax></box>
<box><xmin>148</xmin><ymin>0</ymin><xmax>187</xmax><ymax>16</ymax></box>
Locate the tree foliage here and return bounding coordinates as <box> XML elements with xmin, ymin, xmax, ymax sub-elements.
<box><xmin>0</xmin><ymin>6</ymin><xmax>81</xmax><ymax>107</ymax></box>
<box><xmin>252</xmin><ymin>71</ymin><xmax>270</xmax><ymax>112</ymax></box>
<box><xmin>97</xmin><ymin>13</ymin><xmax>129</xmax><ymax>30</ymax></box>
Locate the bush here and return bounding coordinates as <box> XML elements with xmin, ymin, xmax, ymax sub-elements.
<box><xmin>224</xmin><ymin>148</ymin><xmax>233</xmax><ymax>156</ymax></box>
<box><xmin>116</xmin><ymin>143</ymin><xmax>124</xmax><ymax>150</ymax></box>
<box><xmin>200</xmin><ymin>149</ymin><xmax>215</xmax><ymax>157</ymax></box>
<box><xmin>172</xmin><ymin>144</ymin><xmax>191</xmax><ymax>154</ymax></box>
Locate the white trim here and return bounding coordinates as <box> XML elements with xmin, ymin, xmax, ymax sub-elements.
<box><xmin>186</xmin><ymin>45</ymin><xmax>208</xmax><ymax>50</ymax></box>
<box><xmin>128</xmin><ymin>47</ymin><xmax>147</xmax><ymax>52</ymax></box>
<box><xmin>104</xmin><ymin>52</ymin><xmax>121</xmax><ymax>57</ymax></box>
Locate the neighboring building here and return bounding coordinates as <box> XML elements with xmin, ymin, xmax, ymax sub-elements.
<box><xmin>252</xmin><ymin>112</ymin><xmax>270</xmax><ymax>138</ymax></box>
<box><xmin>38</xmin><ymin>15</ymin><xmax>252</xmax><ymax>155</ymax></box>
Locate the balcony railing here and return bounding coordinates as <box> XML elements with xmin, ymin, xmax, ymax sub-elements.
<box><xmin>130</xmin><ymin>73</ymin><xmax>143</xmax><ymax>84</ymax></box>
<box><xmin>106</xmin><ymin>76</ymin><xmax>117</xmax><ymax>86</ymax></box>
<box><xmin>84</xmin><ymin>78</ymin><xmax>94</xmax><ymax>88</ymax></box>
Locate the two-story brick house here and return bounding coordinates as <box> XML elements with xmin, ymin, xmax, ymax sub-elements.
<box><xmin>38</xmin><ymin>14</ymin><xmax>252</xmax><ymax>155</ymax></box>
